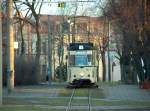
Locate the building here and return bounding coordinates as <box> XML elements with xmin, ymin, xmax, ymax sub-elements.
<box><xmin>3</xmin><ymin>13</ymin><xmax>121</xmax><ymax>83</ymax></box>
<box><xmin>14</xmin><ymin>15</ymin><xmax>106</xmax><ymax>82</ymax></box>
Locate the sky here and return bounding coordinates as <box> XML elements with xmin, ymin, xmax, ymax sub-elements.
<box><xmin>40</xmin><ymin>0</ymin><xmax>102</xmax><ymax>16</ymax></box>
<box><xmin>18</xmin><ymin>0</ymin><xmax>105</xmax><ymax>17</ymax></box>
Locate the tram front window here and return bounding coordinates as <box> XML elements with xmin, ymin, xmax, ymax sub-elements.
<box><xmin>76</xmin><ymin>55</ymin><xmax>88</xmax><ymax>65</ymax></box>
<box><xmin>69</xmin><ymin>54</ymin><xmax>92</xmax><ymax>66</ymax></box>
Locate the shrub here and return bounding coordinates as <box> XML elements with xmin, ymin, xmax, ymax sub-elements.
<box><xmin>55</xmin><ymin>64</ymin><xmax>67</xmax><ymax>81</ymax></box>
<box><xmin>15</xmin><ymin>56</ymin><xmax>41</xmax><ymax>85</ymax></box>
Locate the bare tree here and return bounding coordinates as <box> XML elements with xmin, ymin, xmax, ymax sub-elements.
<box><xmin>13</xmin><ymin>0</ymin><xmax>44</xmax><ymax>83</ymax></box>
<box><xmin>14</xmin><ymin>2</ymin><xmax>25</xmax><ymax>55</ymax></box>
<box><xmin>97</xmin><ymin>19</ymin><xmax>109</xmax><ymax>81</ymax></box>
<box><xmin>14</xmin><ymin>0</ymin><xmax>43</xmax><ymax>62</ymax></box>
<box><xmin>100</xmin><ymin>0</ymin><xmax>150</xmax><ymax>84</ymax></box>
<box><xmin>55</xmin><ymin>1</ymin><xmax>80</xmax><ymax>81</ymax></box>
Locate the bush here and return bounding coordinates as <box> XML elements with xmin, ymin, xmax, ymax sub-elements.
<box><xmin>15</xmin><ymin>56</ymin><xmax>41</xmax><ymax>85</ymax></box>
<box><xmin>55</xmin><ymin>64</ymin><xmax>67</xmax><ymax>81</ymax></box>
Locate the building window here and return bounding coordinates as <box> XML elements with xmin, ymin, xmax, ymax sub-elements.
<box><xmin>76</xmin><ymin>23</ymin><xmax>87</xmax><ymax>33</ymax></box>
<box><xmin>42</xmin><ymin>41</ymin><xmax>47</xmax><ymax>55</ymax></box>
<box><xmin>56</xmin><ymin>24</ymin><xmax>60</xmax><ymax>33</ymax></box>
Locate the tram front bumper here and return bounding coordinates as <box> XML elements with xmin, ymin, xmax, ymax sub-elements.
<box><xmin>73</xmin><ymin>79</ymin><xmax>91</xmax><ymax>85</ymax></box>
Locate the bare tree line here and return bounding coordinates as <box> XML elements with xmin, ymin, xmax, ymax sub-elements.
<box><xmin>98</xmin><ymin>0</ymin><xmax>150</xmax><ymax>84</ymax></box>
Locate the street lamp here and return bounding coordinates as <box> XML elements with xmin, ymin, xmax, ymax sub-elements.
<box><xmin>67</xmin><ymin>18</ymin><xmax>71</xmax><ymax>43</ymax></box>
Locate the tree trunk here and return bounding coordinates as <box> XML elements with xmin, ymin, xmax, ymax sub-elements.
<box><xmin>34</xmin><ymin>17</ymin><xmax>41</xmax><ymax>83</ymax></box>
<box><xmin>142</xmin><ymin>54</ymin><xmax>150</xmax><ymax>80</ymax></box>
<box><xmin>20</xmin><ymin>22</ymin><xmax>25</xmax><ymax>55</ymax></box>
<box><xmin>35</xmin><ymin>19</ymin><xmax>41</xmax><ymax>62</ymax></box>
<box><xmin>101</xmin><ymin>52</ymin><xmax>106</xmax><ymax>81</ymax></box>
<box><xmin>120</xmin><ymin>64</ymin><xmax>125</xmax><ymax>83</ymax></box>
<box><xmin>133</xmin><ymin>54</ymin><xmax>145</xmax><ymax>82</ymax></box>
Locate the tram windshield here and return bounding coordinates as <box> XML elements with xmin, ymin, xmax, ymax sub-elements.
<box><xmin>69</xmin><ymin>51</ymin><xmax>94</xmax><ymax>66</ymax></box>
<box><xmin>75</xmin><ymin>55</ymin><xmax>90</xmax><ymax>65</ymax></box>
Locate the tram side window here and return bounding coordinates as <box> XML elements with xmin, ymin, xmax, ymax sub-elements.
<box><xmin>69</xmin><ymin>55</ymin><xmax>75</xmax><ymax>66</ymax></box>
<box><xmin>87</xmin><ymin>55</ymin><xmax>92</xmax><ymax>65</ymax></box>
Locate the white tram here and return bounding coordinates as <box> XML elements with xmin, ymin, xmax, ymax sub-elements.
<box><xmin>67</xmin><ymin>43</ymin><xmax>98</xmax><ymax>87</ymax></box>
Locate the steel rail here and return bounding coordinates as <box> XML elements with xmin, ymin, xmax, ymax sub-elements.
<box><xmin>88</xmin><ymin>88</ymin><xmax>92</xmax><ymax>111</ymax></box>
<box><xmin>66</xmin><ymin>88</ymin><xmax>92</xmax><ymax>111</ymax></box>
<box><xmin>65</xmin><ymin>88</ymin><xmax>76</xmax><ymax>111</ymax></box>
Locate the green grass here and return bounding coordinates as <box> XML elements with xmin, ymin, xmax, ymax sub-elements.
<box><xmin>1</xmin><ymin>106</ymin><xmax>149</xmax><ymax>111</ymax></box>
<box><xmin>98</xmin><ymin>81</ymin><xmax>122</xmax><ymax>86</ymax></box>
<box><xmin>1</xmin><ymin>98</ymin><xmax>150</xmax><ymax>111</ymax></box>
<box><xmin>58</xmin><ymin>88</ymin><xmax>72</xmax><ymax>96</ymax></box>
<box><xmin>55</xmin><ymin>87</ymin><xmax>105</xmax><ymax>98</ymax></box>
<box><xmin>3</xmin><ymin>87</ymin><xmax>105</xmax><ymax>106</ymax></box>
<box><xmin>0</xmin><ymin>106</ymin><xmax>64</xmax><ymax>111</ymax></box>
<box><xmin>2</xmin><ymin>83</ymin><xmax>150</xmax><ymax>111</ymax></box>
<box><xmin>72</xmin><ymin>88</ymin><xmax>105</xmax><ymax>98</ymax></box>
<box><xmin>92</xmin><ymin>100</ymin><xmax>150</xmax><ymax>106</ymax></box>
<box><xmin>11</xmin><ymin>87</ymin><xmax>72</xmax><ymax>97</ymax></box>
<box><xmin>91</xmin><ymin>88</ymin><xmax>105</xmax><ymax>98</ymax></box>
<box><xmin>3</xmin><ymin>97</ymin><xmax>68</xmax><ymax>106</ymax></box>
<box><xmin>70</xmin><ymin>99</ymin><xmax>89</xmax><ymax>106</ymax></box>
<box><xmin>3</xmin><ymin>97</ymin><xmax>150</xmax><ymax>107</ymax></box>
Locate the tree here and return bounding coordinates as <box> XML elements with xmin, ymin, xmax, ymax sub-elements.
<box><xmin>100</xmin><ymin>0</ymin><xmax>150</xmax><ymax>83</ymax></box>
<box><xmin>56</xmin><ymin>5</ymin><xmax>69</xmax><ymax>81</ymax></box>
<box><xmin>13</xmin><ymin>2</ymin><xmax>25</xmax><ymax>55</ymax></box>
<box><xmin>14</xmin><ymin>0</ymin><xmax>43</xmax><ymax>62</ymax></box>
<box><xmin>23</xmin><ymin>0</ymin><xmax>43</xmax><ymax>63</ymax></box>
<box><xmin>13</xmin><ymin>0</ymin><xmax>44</xmax><ymax>83</ymax></box>
<box><xmin>96</xmin><ymin>19</ymin><xmax>109</xmax><ymax>82</ymax></box>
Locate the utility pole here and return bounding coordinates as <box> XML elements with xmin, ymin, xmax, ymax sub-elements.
<box><xmin>6</xmin><ymin>0</ymin><xmax>14</xmax><ymax>92</ymax></box>
<box><xmin>0</xmin><ymin>0</ymin><xmax>3</xmax><ymax>105</ymax></box>
<box><xmin>72</xmin><ymin>16</ymin><xmax>76</xmax><ymax>42</ymax></box>
<box><xmin>88</xmin><ymin>16</ymin><xmax>90</xmax><ymax>42</ymax></box>
<box><xmin>107</xmin><ymin>20</ymin><xmax>111</xmax><ymax>82</ymax></box>
<box><xmin>47</xmin><ymin>15</ymin><xmax>52</xmax><ymax>84</ymax></box>
<box><xmin>72</xmin><ymin>0</ymin><xmax>78</xmax><ymax>43</ymax></box>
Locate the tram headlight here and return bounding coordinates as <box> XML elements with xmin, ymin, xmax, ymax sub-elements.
<box><xmin>80</xmin><ymin>72</ymin><xmax>84</xmax><ymax>77</ymax></box>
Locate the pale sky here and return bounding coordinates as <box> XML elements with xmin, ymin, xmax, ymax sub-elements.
<box><xmin>18</xmin><ymin>0</ymin><xmax>105</xmax><ymax>17</ymax></box>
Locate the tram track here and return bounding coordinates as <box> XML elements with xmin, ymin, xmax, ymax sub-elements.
<box><xmin>65</xmin><ymin>88</ymin><xmax>92</xmax><ymax>111</ymax></box>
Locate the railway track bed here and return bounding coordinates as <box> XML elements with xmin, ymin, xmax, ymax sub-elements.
<box><xmin>66</xmin><ymin>88</ymin><xmax>92</xmax><ymax>111</ymax></box>
<box><xmin>3</xmin><ymin>83</ymin><xmax>150</xmax><ymax>111</ymax></box>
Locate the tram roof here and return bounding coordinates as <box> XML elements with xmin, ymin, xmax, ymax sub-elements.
<box><xmin>68</xmin><ymin>43</ymin><xmax>95</xmax><ymax>50</ymax></box>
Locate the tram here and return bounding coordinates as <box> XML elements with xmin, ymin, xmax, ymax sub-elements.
<box><xmin>66</xmin><ymin>42</ymin><xmax>98</xmax><ymax>88</ymax></box>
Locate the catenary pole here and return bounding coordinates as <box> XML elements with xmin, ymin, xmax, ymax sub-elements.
<box><xmin>7</xmin><ymin>0</ymin><xmax>14</xmax><ymax>93</ymax></box>
<box><xmin>47</xmin><ymin>15</ymin><xmax>52</xmax><ymax>84</ymax></box>
<box><xmin>0</xmin><ymin>0</ymin><xmax>3</xmax><ymax>105</ymax></box>
<box><xmin>108</xmin><ymin>19</ymin><xmax>111</xmax><ymax>82</ymax></box>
